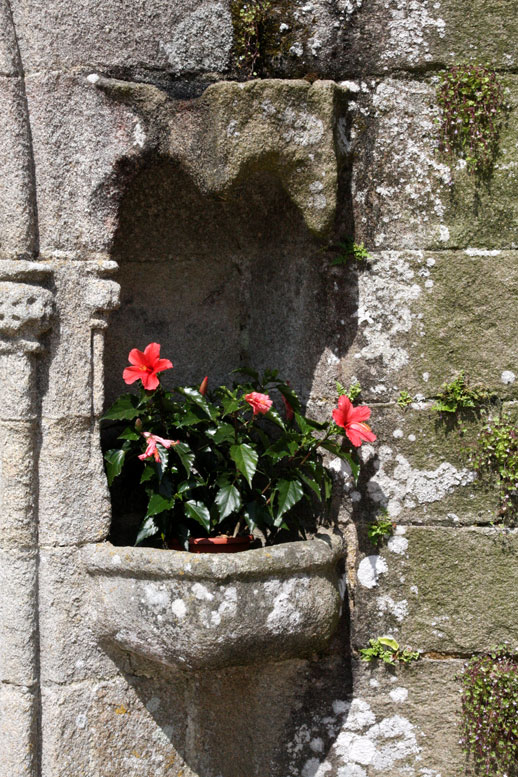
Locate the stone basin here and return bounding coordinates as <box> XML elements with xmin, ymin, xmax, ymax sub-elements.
<box><xmin>82</xmin><ymin>534</ymin><xmax>344</xmax><ymax>671</ymax></box>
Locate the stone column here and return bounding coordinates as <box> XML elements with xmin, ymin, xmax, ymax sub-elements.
<box><xmin>0</xmin><ymin>263</ymin><xmax>53</xmax><ymax>777</ymax></box>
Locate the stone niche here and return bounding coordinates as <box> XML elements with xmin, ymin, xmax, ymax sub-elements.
<box><xmin>76</xmin><ymin>77</ymin><xmax>353</xmax><ymax>777</ymax></box>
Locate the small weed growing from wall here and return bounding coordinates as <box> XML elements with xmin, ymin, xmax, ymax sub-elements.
<box><xmin>336</xmin><ymin>380</ymin><xmax>362</xmax><ymax>402</ymax></box>
<box><xmin>331</xmin><ymin>239</ymin><xmax>371</xmax><ymax>267</ymax></box>
<box><xmin>432</xmin><ymin>371</ymin><xmax>493</xmax><ymax>414</ymax></box>
<box><xmin>367</xmin><ymin>509</ymin><xmax>394</xmax><ymax>546</ymax></box>
<box><xmin>437</xmin><ymin>64</ymin><xmax>505</xmax><ymax>175</ymax></box>
<box><xmin>459</xmin><ymin>648</ymin><xmax>518</xmax><ymax>777</ymax></box>
<box><xmin>230</xmin><ymin>0</ymin><xmax>294</xmax><ymax>78</ymax></box>
<box><xmin>397</xmin><ymin>390</ymin><xmax>413</xmax><ymax>410</ymax></box>
<box><xmin>360</xmin><ymin>636</ymin><xmax>419</xmax><ymax>666</ymax></box>
<box><xmin>471</xmin><ymin>414</ymin><xmax>518</xmax><ymax>523</ymax></box>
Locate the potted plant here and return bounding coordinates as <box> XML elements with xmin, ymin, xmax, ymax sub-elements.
<box><xmin>102</xmin><ymin>343</ymin><xmax>376</xmax><ymax>553</ymax></box>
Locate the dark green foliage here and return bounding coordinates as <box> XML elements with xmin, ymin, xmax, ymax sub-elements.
<box><xmin>433</xmin><ymin>371</ymin><xmax>493</xmax><ymax>414</ymax></box>
<box><xmin>471</xmin><ymin>415</ymin><xmax>518</xmax><ymax>523</ymax></box>
<box><xmin>359</xmin><ymin>636</ymin><xmax>419</xmax><ymax>666</ymax></box>
<box><xmin>437</xmin><ymin>64</ymin><xmax>505</xmax><ymax>175</ymax></box>
<box><xmin>103</xmin><ymin>371</ymin><xmax>360</xmax><ymax>548</ymax></box>
<box><xmin>459</xmin><ymin>649</ymin><xmax>518</xmax><ymax>777</ymax></box>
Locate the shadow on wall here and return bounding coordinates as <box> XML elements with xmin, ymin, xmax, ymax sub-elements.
<box><xmin>104</xmin><ymin>155</ymin><xmax>358</xmax><ymax>407</ymax></box>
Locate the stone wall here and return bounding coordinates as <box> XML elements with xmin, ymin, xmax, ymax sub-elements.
<box><xmin>0</xmin><ymin>0</ymin><xmax>517</xmax><ymax>775</ymax></box>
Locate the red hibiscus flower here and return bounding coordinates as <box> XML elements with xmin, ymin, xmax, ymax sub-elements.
<box><xmin>138</xmin><ymin>432</ymin><xmax>179</xmax><ymax>462</ymax></box>
<box><xmin>332</xmin><ymin>395</ymin><xmax>376</xmax><ymax>447</ymax></box>
<box><xmin>245</xmin><ymin>391</ymin><xmax>273</xmax><ymax>415</ymax></box>
<box><xmin>122</xmin><ymin>343</ymin><xmax>173</xmax><ymax>391</ymax></box>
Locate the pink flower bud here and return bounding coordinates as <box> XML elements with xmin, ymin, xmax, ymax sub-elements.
<box><xmin>199</xmin><ymin>376</ymin><xmax>208</xmax><ymax>396</ymax></box>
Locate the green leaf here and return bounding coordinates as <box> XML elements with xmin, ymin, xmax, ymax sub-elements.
<box><xmin>104</xmin><ymin>449</ymin><xmax>126</xmax><ymax>486</ymax></box>
<box><xmin>177</xmin><ymin>386</ymin><xmax>217</xmax><ymax>419</ymax></box>
<box><xmin>102</xmin><ymin>394</ymin><xmax>140</xmax><ymax>421</ymax></box>
<box><xmin>378</xmin><ymin>636</ymin><xmax>399</xmax><ymax>651</ymax></box>
<box><xmin>230</xmin><ymin>443</ymin><xmax>258</xmax><ymax>487</ymax></box>
<box><xmin>173</xmin><ymin>442</ymin><xmax>195</xmax><ymax>475</ymax></box>
<box><xmin>146</xmin><ymin>492</ymin><xmax>175</xmax><ymax>518</ymax></box>
<box><xmin>118</xmin><ymin>426</ymin><xmax>140</xmax><ymax>441</ymax></box>
<box><xmin>243</xmin><ymin>501</ymin><xmax>272</xmax><ymax>532</ymax></box>
<box><xmin>221</xmin><ymin>396</ymin><xmax>241</xmax><ymax>417</ymax></box>
<box><xmin>267</xmin><ymin>407</ymin><xmax>286</xmax><ymax>430</ymax></box>
<box><xmin>297</xmin><ymin>470</ymin><xmax>322</xmax><ymax>499</ymax></box>
<box><xmin>185</xmin><ymin>500</ymin><xmax>211</xmax><ymax>532</ymax></box>
<box><xmin>135</xmin><ymin>515</ymin><xmax>159</xmax><ymax>545</ymax></box>
<box><xmin>207</xmin><ymin>422</ymin><xmax>236</xmax><ymax>445</ymax></box>
<box><xmin>232</xmin><ymin>367</ymin><xmax>260</xmax><ymax>382</ymax></box>
<box><xmin>274</xmin><ymin>479</ymin><xmax>304</xmax><ymax>525</ymax></box>
<box><xmin>215</xmin><ymin>484</ymin><xmax>242</xmax><ymax>521</ymax></box>
<box><xmin>140</xmin><ymin>465</ymin><xmax>155</xmax><ymax>484</ymax></box>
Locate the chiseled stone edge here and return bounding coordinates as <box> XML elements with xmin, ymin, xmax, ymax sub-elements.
<box><xmin>83</xmin><ymin>533</ymin><xmax>345</xmax><ymax>581</ymax></box>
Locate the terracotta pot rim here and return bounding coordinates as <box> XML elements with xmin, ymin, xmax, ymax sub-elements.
<box><xmin>168</xmin><ymin>534</ymin><xmax>254</xmax><ymax>553</ymax></box>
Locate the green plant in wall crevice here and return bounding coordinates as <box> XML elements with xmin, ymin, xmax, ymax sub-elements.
<box><xmin>459</xmin><ymin>648</ymin><xmax>518</xmax><ymax>777</ymax></box>
<box><xmin>470</xmin><ymin>413</ymin><xmax>518</xmax><ymax>525</ymax></box>
<box><xmin>437</xmin><ymin>63</ymin><xmax>506</xmax><ymax>176</ymax></box>
<box><xmin>367</xmin><ymin>509</ymin><xmax>394</xmax><ymax>547</ymax></box>
<box><xmin>360</xmin><ymin>636</ymin><xmax>419</xmax><ymax>666</ymax></box>
<box><xmin>432</xmin><ymin>371</ymin><xmax>494</xmax><ymax>415</ymax></box>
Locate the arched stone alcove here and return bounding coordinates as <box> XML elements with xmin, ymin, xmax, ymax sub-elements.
<box><xmin>104</xmin><ymin>155</ymin><xmax>329</xmax><ymax>403</ymax></box>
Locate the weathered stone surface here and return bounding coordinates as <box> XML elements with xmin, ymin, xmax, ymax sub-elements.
<box><xmin>0</xmin><ymin>77</ymin><xmax>37</xmax><ymax>259</ymax></box>
<box><xmin>354</xmin><ymin>405</ymin><xmax>497</xmax><ymax>528</ymax></box>
<box><xmin>350</xmin><ymin>76</ymin><xmax>518</xmax><ymax>252</ymax></box>
<box><xmin>402</xmin><ymin>250</ymin><xmax>518</xmax><ymax>398</ymax></box>
<box><xmin>353</xmin><ymin>526</ymin><xmax>518</xmax><ymax>655</ymax></box>
<box><xmin>333</xmin><ymin>249</ymin><xmax>518</xmax><ymax>406</ymax></box>
<box><xmin>38</xmin><ymin>548</ymin><xmax>118</xmax><ymax>685</ymax></box>
<box><xmin>0</xmin><ymin>548</ymin><xmax>37</xmax><ymax>684</ymax></box>
<box><xmin>0</xmin><ymin>420</ymin><xmax>38</xmax><ymax>545</ymax></box>
<box><xmin>338</xmin><ymin>659</ymin><xmax>464</xmax><ymax>777</ymax></box>
<box><xmin>0</xmin><ymin>684</ymin><xmax>38</xmax><ymax>777</ymax></box>
<box><xmin>11</xmin><ymin>0</ymin><xmax>232</xmax><ymax>77</ymax></box>
<box><xmin>84</xmin><ymin>537</ymin><xmax>344</xmax><ymax>671</ymax></box>
<box><xmin>38</xmin><ymin>417</ymin><xmax>111</xmax><ymax>545</ymax></box>
<box><xmin>25</xmin><ymin>72</ymin><xmax>139</xmax><ymax>258</ymax></box>
<box><xmin>41</xmin><ymin>673</ymin><xmax>191</xmax><ymax>777</ymax></box>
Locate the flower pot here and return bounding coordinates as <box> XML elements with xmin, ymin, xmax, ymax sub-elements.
<box><xmin>168</xmin><ymin>535</ymin><xmax>254</xmax><ymax>553</ymax></box>
<box><xmin>82</xmin><ymin>533</ymin><xmax>344</xmax><ymax>672</ymax></box>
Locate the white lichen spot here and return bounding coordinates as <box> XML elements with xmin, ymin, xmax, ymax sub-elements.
<box><xmin>387</xmin><ymin>535</ymin><xmax>408</xmax><ymax>555</ymax></box>
<box><xmin>393</xmin><ymin>429</ymin><xmax>404</xmax><ymax>439</ymax></box>
<box><xmin>389</xmin><ymin>687</ymin><xmax>409</xmax><ymax>703</ymax></box>
<box><xmin>501</xmin><ymin>370</ymin><xmax>516</xmax><ymax>384</ymax></box>
<box><xmin>226</xmin><ymin>119</ymin><xmax>241</xmax><ymax>138</ymax></box>
<box><xmin>111</xmin><ymin>554</ymin><xmax>121</xmax><ymax>566</ymax></box>
<box><xmin>367</xmin><ymin>715</ymin><xmax>420</xmax><ymax>770</ymax></box>
<box><xmin>86</xmin><ymin>72</ymin><xmax>100</xmax><ymax>84</ymax></box>
<box><xmin>368</xmin><ymin>445</ymin><xmax>475</xmax><ymax>517</ymax></box>
<box><xmin>146</xmin><ymin>696</ymin><xmax>161</xmax><ymax>713</ymax></box>
<box><xmin>310</xmin><ymin>738</ymin><xmax>325</xmax><ymax>753</ymax></box>
<box><xmin>465</xmin><ymin>247</ymin><xmax>502</xmax><ymax>257</ymax></box>
<box><xmin>438</xmin><ymin>224</ymin><xmax>450</xmax><ymax>242</ymax></box>
<box><xmin>265</xmin><ymin>577</ymin><xmax>308</xmax><ymax>633</ymax></box>
<box><xmin>133</xmin><ymin>120</ymin><xmax>146</xmax><ymax>148</ymax></box>
<box><xmin>171</xmin><ymin>599</ymin><xmax>187</xmax><ymax>619</ymax></box>
<box><xmin>344</xmin><ymin>699</ymin><xmax>376</xmax><ymax>731</ymax></box>
<box><xmin>333</xmin><ymin>699</ymin><xmax>350</xmax><ymax>716</ymax></box>
<box><xmin>369</xmin><ymin>678</ymin><xmax>380</xmax><ymax>688</ymax></box>
<box><xmin>191</xmin><ymin>583</ymin><xmax>214</xmax><ymax>601</ymax></box>
<box><xmin>357</xmin><ymin>556</ymin><xmax>389</xmax><ymax>589</ymax></box>
<box><xmin>144</xmin><ymin>584</ymin><xmax>169</xmax><ymax>608</ymax></box>
<box><xmin>282</xmin><ymin>108</ymin><xmax>324</xmax><ymax>146</ymax></box>
<box><xmin>75</xmin><ymin>712</ymin><xmax>87</xmax><ymax>729</ymax></box>
<box><xmin>289</xmin><ymin>42</ymin><xmax>304</xmax><ymax>57</ymax></box>
<box><xmin>377</xmin><ymin>595</ymin><xmax>409</xmax><ymax>622</ymax></box>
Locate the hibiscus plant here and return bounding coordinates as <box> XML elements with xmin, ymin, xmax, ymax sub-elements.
<box><xmin>103</xmin><ymin>343</ymin><xmax>376</xmax><ymax>548</ymax></box>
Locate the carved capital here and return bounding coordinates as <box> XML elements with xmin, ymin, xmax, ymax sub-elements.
<box><xmin>86</xmin><ymin>278</ymin><xmax>120</xmax><ymax>330</ymax></box>
<box><xmin>0</xmin><ymin>282</ymin><xmax>53</xmax><ymax>354</ymax></box>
